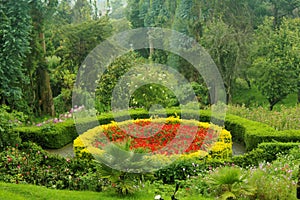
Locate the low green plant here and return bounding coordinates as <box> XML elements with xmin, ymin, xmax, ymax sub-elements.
<box><xmin>239</xmin><ymin>147</ymin><xmax>300</xmax><ymax>200</ymax></box>
<box><xmin>96</xmin><ymin>142</ymin><xmax>153</xmax><ymax>195</ymax></box>
<box><xmin>205</xmin><ymin>166</ymin><xmax>256</xmax><ymax>200</ymax></box>
<box><xmin>0</xmin><ymin>142</ymin><xmax>106</xmax><ymax>191</ymax></box>
<box><xmin>0</xmin><ymin>106</ymin><xmax>22</xmax><ymax>150</ymax></box>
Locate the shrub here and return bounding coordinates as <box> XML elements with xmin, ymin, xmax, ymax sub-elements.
<box><xmin>205</xmin><ymin>166</ymin><xmax>256</xmax><ymax>199</ymax></box>
<box><xmin>0</xmin><ymin>142</ymin><xmax>106</xmax><ymax>191</ymax></box>
<box><xmin>227</xmin><ymin>105</ymin><xmax>300</xmax><ymax>131</ymax></box>
<box><xmin>233</xmin><ymin>142</ymin><xmax>300</xmax><ymax>167</ymax></box>
<box><xmin>96</xmin><ymin>142</ymin><xmax>153</xmax><ymax>195</ymax></box>
<box><xmin>0</xmin><ymin>106</ymin><xmax>21</xmax><ymax>150</ymax></box>
<box><xmin>248</xmin><ymin>153</ymin><xmax>299</xmax><ymax>200</ymax></box>
<box><xmin>14</xmin><ymin>107</ymin><xmax>300</xmax><ymax>152</ymax></box>
<box><xmin>15</xmin><ymin>119</ymin><xmax>77</xmax><ymax>149</ymax></box>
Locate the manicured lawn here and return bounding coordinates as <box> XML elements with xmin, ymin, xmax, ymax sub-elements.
<box><xmin>0</xmin><ymin>182</ymin><xmax>213</xmax><ymax>200</ymax></box>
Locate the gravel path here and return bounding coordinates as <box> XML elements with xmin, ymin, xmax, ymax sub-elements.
<box><xmin>45</xmin><ymin>143</ymin><xmax>74</xmax><ymax>158</ymax></box>
<box><xmin>232</xmin><ymin>142</ymin><xmax>246</xmax><ymax>156</ymax></box>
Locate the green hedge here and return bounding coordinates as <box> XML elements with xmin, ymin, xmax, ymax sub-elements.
<box><xmin>232</xmin><ymin>142</ymin><xmax>300</xmax><ymax>167</ymax></box>
<box><xmin>14</xmin><ymin>108</ymin><xmax>300</xmax><ymax>150</ymax></box>
<box><xmin>15</xmin><ymin>120</ymin><xmax>77</xmax><ymax>149</ymax></box>
<box><xmin>223</xmin><ymin>114</ymin><xmax>300</xmax><ymax>151</ymax></box>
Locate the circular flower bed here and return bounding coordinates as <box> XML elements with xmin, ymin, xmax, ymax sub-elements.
<box><xmin>74</xmin><ymin>116</ymin><xmax>232</xmax><ymax>160</ymax></box>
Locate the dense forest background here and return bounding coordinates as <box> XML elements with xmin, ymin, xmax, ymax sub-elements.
<box><xmin>1</xmin><ymin>0</ymin><xmax>300</xmax><ymax>118</ymax></box>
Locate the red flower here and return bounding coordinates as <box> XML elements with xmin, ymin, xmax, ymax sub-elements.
<box><xmin>93</xmin><ymin>122</ymin><xmax>209</xmax><ymax>155</ymax></box>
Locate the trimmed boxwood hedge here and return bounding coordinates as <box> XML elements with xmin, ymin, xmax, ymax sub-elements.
<box><xmin>15</xmin><ymin>120</ymin><xmax>78</xmax><ymax>149</ymax></box>
<box><xmin>232</xmin><ymin>142</ymin><xmax>300</xmax><ymax>167</ymax></box>
<box><xmin>14</xmin><ymin>108</ymin><xmax>300</xmax><ymax>150</ymax></box>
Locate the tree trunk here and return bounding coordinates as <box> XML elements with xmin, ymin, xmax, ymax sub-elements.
<box><xmin>148</xmin><ymin>30</ymin><xmax>154</xmax><ymax>59</ymax></box>
<box><xmin>298</xmin><ymin>88</ymin><xmax>300</xmax><ymax>104</ymax></box>
<box><xmin>37</xmin><ymin>32</ymin><xmax>55</xmax><ymax>116</ymax></box>
<box><xmin>273</xmin><ymin>2</ymin><xmax>279</xmax><ymax>29</ymax></box>
<box><xmin>269</xmin><ymin>99</ymin><xmax>279</xmax><ymax>111</ymax></box>
<box><xmin>38</xmin><ymin>68</ymin><xmax>55</xmax><ymax>116</ymax></box>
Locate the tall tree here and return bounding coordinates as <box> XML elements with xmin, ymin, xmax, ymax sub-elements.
<box><xmin>252</xmin><ymin>18</ymin><xmax>300</xmax><ymax>110</ymax></box>
<box><xmin>52</xmin><ymin>18</ymin><xmax>113</xmax><ymax>109</ymax></box>
<box><xmin>126</xmin><ymin>0</ymin><xmax>145</xmax><ymax>28</ymax></box>
<box><xmin>52</xmin><ymin>0</ymin><xmax>73</xmax><ymax>25</ymax></box>
<box><xmin>0</xmin><ymin>0</ymin><xmax>31</xmax><ymax>108</ymax></box>
<box><xmin>25</xmin><ymin>0</ymin><xmax>58</xmax><ymax>116</ymax></box>
<box><xmin>144</xmin><ymin>0</ymin><xmax>168</xmax><ymax>59</ymax></box>
<box><xmin>201</xmin><ymin>20</ymin><xmax>248</xmax><ymax>103</ymax></box>
<box><xmin>267</xmin><ymin>0</ymin><xmax>300</xmax><ymax>28</ymax></box>
<box><xmin>71</xmin><ymin>0</ymin><xmax>93</xmax><ymax>23</ymax></box>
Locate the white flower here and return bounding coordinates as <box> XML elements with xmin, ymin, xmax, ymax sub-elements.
<box><xmin>154</xmin><ymin>195</ymin><xmax>162</xmax><ymax>200</ymax></box>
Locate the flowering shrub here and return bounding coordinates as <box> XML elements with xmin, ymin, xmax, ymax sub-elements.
<box><xmin>0</xmin><ymin>142</ymin><xmax>106</xmax><ymax>191</ymax></box>
<box><xmin>247</xmin><ymin>151</ymin><xmax>300</xmax><ymax>199</ymax></box>
<box><xmin>228</xmin><ymin>104</ymin><xmax>300</xmax><ymax>130</ymax></box>
<box><xmin>35</xmin><ymin>105</ymin><xmax>85</xmax><ymax>127</ymax></box>
<box><xmin>0</xmin><ymin>106</ymin><xmax>22</xmax><ymax>149</ymax></box>
<box><xmin>74</xmin><ymin>117</ymin><xmax>232</xmax><ymax>159</ymax></box>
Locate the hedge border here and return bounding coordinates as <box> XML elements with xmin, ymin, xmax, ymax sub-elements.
<box><xmin>15</xmin><ymin>108</ymin><xmax>300</xmax><ymax>150</ymax></box>
<box><xmin>232</xmin><ymin>142</ymin><xmax>300</xmax><ymax>167</ymax></box>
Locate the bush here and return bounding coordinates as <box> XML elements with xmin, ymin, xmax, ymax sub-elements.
<box><xmin>0</xmin><ymin>106</ymin><xmax>21</xmax><ymax>150</ymax></box>
<box><xmin>228</xmin><ymin>105</ymin><xmax>300</xmax><ymax>130</ymax></box>
<box><xmin>14</xmin><ymin>107</ymin><xmax>300</xmax><ymax>151</ymax></box>
<box><xmin>247</xmin><ymin>154</ymin><xmax>299</xmax><ymax>200</ymax></box>
<box><xmin>205</xmin><ymin>166</ymin><xmax>256</xmax><ymax>199</ymax></box>
<box><xmin>15</xmin><ymin>120</ymin><xmax>77</xmax><ymax>149</ymax></box>
<box><xmin>223</xmin><ymin>114</ymin><xmax>300</xmax><ymax>151</ymax></box>
<box><xmin>233</xmin><ymin>142</ymin><xmax>300</xmax><ymax>167</ymax></box>
<box><xmin>0</xmin><ymin>142</ymin><xmax>106</xmax><ymax>191</ymax></box>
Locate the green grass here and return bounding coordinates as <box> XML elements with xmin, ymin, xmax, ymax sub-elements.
<box><xmin>0</xmin><ymin>182</ymin><xmax>213</xmax><ymax>200</ymax></box>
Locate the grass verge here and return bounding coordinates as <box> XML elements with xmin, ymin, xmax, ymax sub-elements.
<box><xmin>0</xmin><ymin>182</ymin><xmax>212</xmax><ymax>200</ymax></box>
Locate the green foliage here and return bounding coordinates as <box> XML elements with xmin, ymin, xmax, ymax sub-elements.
<box><xmin>247</xmin><ymin>150</ymin><xmax>300</xmax><ymax>200</ymax></box>
<box><xmin>233</xmin><ymin>142</ymin><xmax>300</xmax><ymax>167</ymax></box>
<box><xmin>0</xmin><ymin>106</ymin><xmax>21</xmax><ymax>150</ymax></box>
<box><xmin>201</xmin><ymin>19</ymin><xmax>250</xmax><ymax>103</ymax></box>
<box><xmin>126</xmin><ymin>0</ymin><xmax>145</xmax><ymax>28</ymax></box>
<box><xmin>154</xmin><ymin>156</ymin><xmax>206</xmax><ymax>184</ymax></box>
<box><xmin>0</xmin><ymin>142</ymin><xmax>105</xmax><ymax>191</ymax></box>
<box><xmin>96</xmin><ymin>142</ymin><xmax>152</xmax><ymax>195</ymax></box>
<box><xmin>0</xmin><ymin>0</ymin><xmax>31</xmax><ymax>107</ymax></box>
<box><xmin>51</xmin><ymin>18</ymin><xmax>112</xmax><ymax>109</ymax></box>
<box><xmin>15</xmin><ymin>120</ymin><xmax>77</xmax><ymax>149</ymax></box>
<box><xmin>205</xmin><ymin>166</ymin><xmax>255</xmax><ymax>200</ymax></box>
<box><xmin>228</xmin><ymin>104</ymin><xmax>300</xmax><ymax>130</ymax></box>
<box><xmin>95</xmin><ymin>52</ymin><xmax>145</xmax><ymax>113</ymax></box>
<box><xmin>71</xmin><ymin>0</ymin><xmax>93</xmax><ymax>23</ymax></box>
<box><xmin>251</xmin><ymin>17</ymin><xmax>300</xmax><ymax>110</ymax></box>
